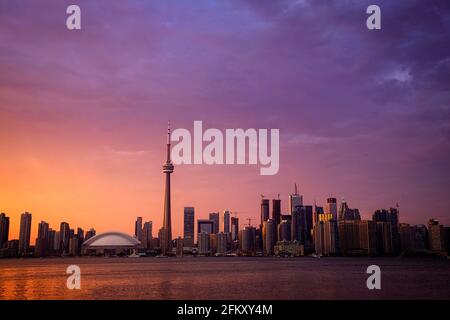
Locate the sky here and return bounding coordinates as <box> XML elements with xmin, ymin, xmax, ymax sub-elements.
<box><xmin>0</xmin><ymin>0</ymin><xmax>449</xmax><ymax>242</ymax></box>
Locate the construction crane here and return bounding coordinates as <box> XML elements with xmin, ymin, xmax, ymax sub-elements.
<box><xmin>260</xmin><ymin>194</ymin><xmax>265</xmax><ymax>199</ymax></box>
<box><xmin>245</xmin><ymin>218</ymin><xmax>254</xmax><ymax>227</ymax></box>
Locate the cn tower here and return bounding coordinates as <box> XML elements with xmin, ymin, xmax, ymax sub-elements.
<box><xmin>161</xmin><ymin>122</ymin><xmax>174</xmax><ymax>255</ymax></box>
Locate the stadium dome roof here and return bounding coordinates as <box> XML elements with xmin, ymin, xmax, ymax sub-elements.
<box><xmin>83</xmin><ymin>231</ymin><xmax>140</xmax><ymax>247</ymax></box>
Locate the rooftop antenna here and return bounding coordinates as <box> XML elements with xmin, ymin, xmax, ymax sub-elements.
<box><xmin>294</xmin><ymin>183</ymin><xmax>298</xmax><ymax>195</ymax></box>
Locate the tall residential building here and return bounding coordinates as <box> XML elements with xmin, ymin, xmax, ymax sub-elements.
<box><xmin>35</xmin><ymin>221</ymin><xmax>49</xmax><ymax>257</ymax></box>
<box><xmin>59</xmin><ymin>222</ymin><xmax>70</xmax><ymax>254</ymax></box>
<box><xmin>278</xmin><ymin>220</ymin><xmax>291</xmax><ymax>242</ymax></box>
<box><xmin>209</xmin><ymin>212</ymin><xmax>220</xmax><ymax>234</ymax></box>
<box><xmin>85</xmin><ymin>228</ymin><xmax>96</xmax><ymax>241</ymax></box>
<box><xmin>183</xmin><ymin>207</ymin><xmax>195</xmax><ymax>247</ymax></box>
<box><xmin>260</xmin><ymin>198</ymin><xmax>270</xmax><ymax>227</ymax></box>
<box><xmin>338</xmin><ymin>200</ymin><xmax>361</xmax><ymax>221</ymax></box>
<box><xmin>134</xmin><ymin>217</ymin><xmax>143</xmax><ymax>241</ymax></box>
<box><xmin>175</xmin><ymin>237</ymin><xmax>183</xmax><ymax>257</ymax></box>
<box><xmin>373</xmin><ymin>208</ymin><xmax>399</xmax><ymax>253</ymax></box>
<box><xmin>412</xmin><ymin>224</ymin><xmax>428</xmax><ymax>251</ymax></box>
<box><xmin>0</xmin><ymin>213</ymin><xmax>10</xmax><ymax>248</ymax></box>
<box><xmin>216</xmin><ymin>232</ymin><xmax>228</xmax><ymax>254</ymax></box>
<box><xmin>324</xmin><ymin>198</ymin><xmax>338</xmax><ymax>221</ymax></box>
<box><xmin>161</xmin><ymin>123</ymin><xmax>174</xmax><ymax>255</ymax></box>
<box><xmin>359</xmin><ymin>220</ymin><xmax>377</xmax><ymax>256</ymax></box>
<box><xmin>239</xmin><ymin>226</ymin><xmax>257</xmax><ymax>256</ymax></box>
<box><xmin>262</xmin><ymin>219</ymin><xmax>276</xmax><ymax>256</ymax></box>
<box><xmin>18</xmin><ymin>212</ymin><xmax>32</xmax><ymax>256</ymax></box>
<box><xmin>338</xmin><ymin>220</ymin><xmax>360</xmax><ymax>256</ymax></box>
<box><xmin>221</xmin><ymin>210</ymin><xmax>230</xmax><ymax>233</ymax></box>
<box><xmin>291</xmin><ymin>206</ymin><xmax>304</xmax><ymax>242</ymax></box>
<box><xmin>142</xmin><ymin>221</ymin><xmax>153</xmax><ymax>249</ymax></box>
<box><xmin>47</xmin><ymin>229</ymin><xmax>56</xmax><ymax>255</ymax></box>
<box><xmin>231</xmin><ymin>217</ymin><xmax>239</xmax><ymax>241</ymax></box>
<box><xmin>198</xmin><ymin>219</ymin><xmax>214</xmax><ymax>234</ymax></box>
<box><xmin>289</xmin><ymin>184</ymin><xmax>303</xmax><ymax>214</ymax></box>
<box><xmin>197</xmin><ymin>232</ymin><xmax>210</xmax><ymax>255</ymax></box>
<box><xmin>313</xmin><ymin>220</ymin><xmax>338</xmax><ymax>256</ymax></box>
<box><xmin>374</xmin><ymin>221</ymin><xmax>393</xmax><ymax>255</ymax></box>
<box><xmin>313</xmin><ymin>204</ymin><xmax>324</xmax><ymax>226</ymax></box>
<box><xmin>428</xmin><ymin>219</ymin><xmax>445</xmax><ymax>252</ymax></box>
<box><xmin>399</xmin><ymin>223</ymin><xmax>414</xmax><ymax>253</ymax></box>
<box><xmin>272</xmin><ymin>199</ymin><xmax>281</xmax><ymax>225</ymax></box>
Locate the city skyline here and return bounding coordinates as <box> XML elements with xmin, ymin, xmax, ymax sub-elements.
<box><xmin>1</xmin><ymin>0</ymin><xmax>449</xmax><ymax>243</ymax></box>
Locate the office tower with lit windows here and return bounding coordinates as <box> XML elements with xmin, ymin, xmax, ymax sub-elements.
<box><xmin>209</xmin><ymin>212</ymin><xmax>220</xmax><ymax>234</ymax></box>
<box><xmin>18</xmin><ymin>212</ymin><xmax>32</xmax><ymax>256</ymax></box>
<box><xmin>135</xmin><ymin>217</ymin><xmax>143</xmax><ymax>241</ymax></box>
<box><xmin>272</xmin><ymin>199</ymin><xmax>281</xmax><ymax>225</ymax></box>
<box><xmin>59</xmin><ymin>222</ymin><xmax>70</xmax><ymax>254</ymax></box>
<box><xmin>313</xmin><ymin>204</ymin><xmax>324</xmax><ymax>226</ymax></box>
<box><xmin>183</xmin><ymin>207</ymin><xmax>195</xmax><ymax>247</ymax></box>
<box><xmin>428</xmin><ymin>219</ymin><xmax>445</xmax><ymax>252</ymax></box>
<box><xmin>231</xmin><ymin>216</ymin><xmax>239</xmax><ymax>241</ymax></box>
<box><xmin>324</xmin><ymin>198</ymin><xmax>338</xmax><ymax>221</ymax></box>
<box><xmin>0</xmin><ymin>212</ymin><xmax>9</xmax><ymax>248</ymax></box>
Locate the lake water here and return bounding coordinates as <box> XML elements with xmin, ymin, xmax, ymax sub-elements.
<box><xmin>0</xmin><ymin>257</ymin><xmax>449</xmax><ymax>300</ymax></box>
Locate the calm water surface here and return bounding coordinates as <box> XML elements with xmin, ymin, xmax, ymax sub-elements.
<box><xmin>0</xmin><ymin>257</ymin><xmax>449</xmax><ymax>300</ymax></box>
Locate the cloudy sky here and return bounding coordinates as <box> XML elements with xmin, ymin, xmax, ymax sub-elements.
<box><xmin>0</xmin><ymin>0</ymin><xmax>449</xmax><ymax>240</ymax></box>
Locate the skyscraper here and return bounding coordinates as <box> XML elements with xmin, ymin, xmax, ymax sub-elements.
<box><xmin>59</xmin><ymin>222</ymin><xmax>70</xmax><ymax>254</ymax></box>
<box><xmin>324</xmin><ymin>198</ymin><xmax>337</xmax><ymax>221</ymax></box>
<box><xmin>231</xmin><ymin>216</ymin><xmax>239</xmax><ymax>241</ymax></box>
<box><xmin>260</xmin><ymin>198</ymin><xmax>269</xmax><ymax>227</ymax></box>
<box><xmin>399</xmin><ymin>223</ymin><xmax>414</xmax><ymax>253</ymax></box>
<box><xmin>209</xmin><ymin>212</ymin><xmax>220</xmax><ymax>234</ymax></box>
<box><xmin>197</xmin><ymin>232</ymin><xmax>210</xmax><ymax>255</ymax></box>
<box><xmin>338</xmin><ymin>200</ymin><xmax>361</xmax><ymax>221</ymax></box>
<box><xmin>278</xmin><ymin>220</ymin><xmax>291</xmax><ymax>242</ymax></box>
<box><xmin>262</xmin><ymin>219</ymin><xmax>276</xmax><ymax>256</ymax></box>
<box><xmin>221</xmin><ymin>210</ymin><xmax>230</xmax><ymax>233</ymax></box>
<box><xmin>313</xmin><ymin>220</ymin><xmax>338</xmax><ymax>256</ymax></box>
<box><xmin>135</xmin><ymin>217</ymin><xmax>143</xmax><ymax>241</ymax></box>
<box><xmin>428</xmin><ymin>219</ymin><xmax>445</xmax><ymax>253</ymax></box>
<box><xmin>142</xmin><ymin>221</ymin><xmax>153</xmax><ymax>249</ymax></box>
<box><xmin>0</xmin><ymin>212</ymin><xmax>9</xmax><ymax>248</ymax></box>
<box><xmin>239</xmin><ymin>226</ymin><xmax>257</xmax><ymax>256</ymax></box>
<box><xmin>18</xmin><ymin>212</ymin><xmax>32</xmax><ymax>256</ymax></box>
<box><xmin>289</xmin><ymin>184</ymin><xmax>303</xmax><ymax>214</ymax></box>
<box><xmin>162</xmin><ymin>123</ymin><xmax>174</xmax><ymax>255</ymax></box>
<box><xmin>183</xmin><ymin>207</ymin><xmax>195</xmax><ymax>247</ymax></box>
<box><xmin>35</xmin><ymin>221</ymin><xmax>49</xmax><ymax>257</ymax></box>
<box><xmin>198</xmin><ymin>219</ymin><xmax>214</xmax><ymax>234</ymax></box>
<box><xmin>272</xmin><ymin>199</ymin><xmax>281</xmax><ymax>225</ymax></box>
